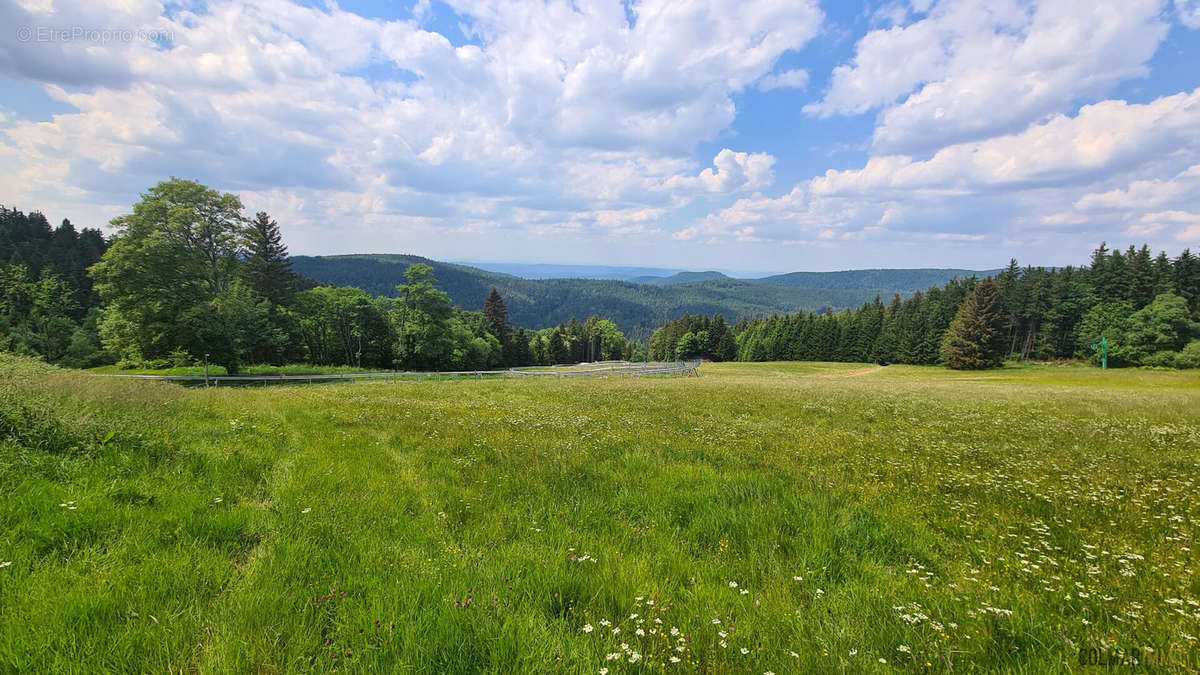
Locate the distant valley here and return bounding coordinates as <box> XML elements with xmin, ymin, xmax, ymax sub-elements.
<box><xmin>291</xmin><ymin>254</ymin><xmax>995</xmax><ymax>337</ymax></box>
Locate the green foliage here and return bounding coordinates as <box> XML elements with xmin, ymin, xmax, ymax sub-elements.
<box><xmin>674</xmin><ymin>330</ymin><xmax>707</xmax><ymax>360</ymax></box>
<box><xmin>90</xmin><ymin>178</ymin><xmax>248</xmax><ymax>363</ymax></box>
<box><xmin>1175</xmin><ymin>340</ymin><xmax>1200</xmax><ymax>369</ymax></box>
<box><xmin>1123</xmin><ymin>293</ymin><xmax>1199</xmax><ymax>364</ymax></box>
<box><xmin>184</xmin><ymin>281</ymin><xmax>283</xmax><ymax>375</ymax></box>
<box><xmin>1076</xmin><ymin>301</ymin><xmax>1134</xmax><ymax>367</ymax></box>
<box><xmin>941</xmin><ymin>279</ymin><xmax>1005</xmax><ymax>370</ymax></box>
<box><xmin>291</xmin><ymin>286</ymin><xmax>394</xmax><ymax>368</ymax></box>
<box><xmin>241</xmin><ymin>211</ymin><xmax>297</xmax><ymax>306</ymax></box>
<box><xmin>393</xmin><ymin>264</ymin><xmax>458</xmax><ymax>370</ymax></box>
<box><xmin>291</xmin><ymin>254</ymin><xmax>906</xmax><ymax>336</ymax></box>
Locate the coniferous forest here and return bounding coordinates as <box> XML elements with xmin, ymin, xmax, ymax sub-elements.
<box><xmin>651</xmin><ymin>245</ymin><xmax>1200</xmax><ymax>369</ymax></box>
<box><xmin>4</xmin><ymin>178</ymin><xmax>1200</xmax><ymax>372</ymax></box>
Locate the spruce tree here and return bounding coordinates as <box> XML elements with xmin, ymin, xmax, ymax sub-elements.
<box><xmin>482</xmin><ymin>287</ymin><xmax>515</xmax><ymax>364</ymax></box>
<box><xmin>941</xmin><ymin>279</ymin><xmax>1005</xmax><ymax>369</ymax></box>
<box><xmin>242</xmin><ymin>211</ymin><xmax>296</xmax><ymax>306</ymax></box>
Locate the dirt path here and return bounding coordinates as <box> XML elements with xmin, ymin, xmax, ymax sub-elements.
<box><xmin>820</xmin><ymin>365</ymin><xmax>885</xmax><ymax>379</ymax></box>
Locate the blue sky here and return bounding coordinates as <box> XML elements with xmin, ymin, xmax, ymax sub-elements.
<box><xmin>2</xmin><ymin>0</ymin><xmax>1199</xmax><ymax>273</ymax></box>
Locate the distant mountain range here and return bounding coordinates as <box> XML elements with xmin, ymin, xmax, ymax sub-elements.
<box><xmin>291</xmin><ymin>254</ymin><xmax>996</xmax><ymax>336</ymax></box>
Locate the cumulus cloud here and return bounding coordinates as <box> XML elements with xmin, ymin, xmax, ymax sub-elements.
<box><xmin>811</xmin><ymin>89</ymin><xmax>1200</xmax><ymax>197</ymax></box>
<box><xmin>0</xmin><ymin>0</ymin><xmax>822</xmax><ymax>248</ymax></box>
<box><xmin>665</xmin><ymin>148</ymin><xmax>775</xmax><ymax>194</ymax></box>
<box><xmin>805</xmin><ymin>0</ymin><xmax>1169</xmax><ymax>155</ymax></box>
<box><xmin>684</xmin><ymin>87</ymin><xmax>1200</xmax><ymax>251</ymax></box>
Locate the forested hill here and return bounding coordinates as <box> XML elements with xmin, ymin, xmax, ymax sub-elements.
<box><xmin>752</xmin><ymin>268</ymin><xmax>1001</xmax><ymax>291</ymax></box>
<box><xmin>291</xmin><ymin>254</ymin><xmax>987</xmax><ymax>335</ymax></box>
<box><xmin>630</xmin><ymin>271</ymin><xmax>731</xmax><ymax>285</ymax></box>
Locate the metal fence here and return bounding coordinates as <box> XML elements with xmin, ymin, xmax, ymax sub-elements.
<box><xmin>93</xmin><ymin>360</ymin><xmax>701</xmax><ymax>387</ymax></box>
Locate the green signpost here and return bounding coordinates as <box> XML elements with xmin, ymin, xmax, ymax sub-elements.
<box><xmin>1091</xmin><ymin>336</ymin><xmax>1108</xmax><ymax>370</ymax></box>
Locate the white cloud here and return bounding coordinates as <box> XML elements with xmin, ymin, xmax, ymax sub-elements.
<box><xmin>806</xmin><ymin>0</ymin><xmax>1169</xmax><ymax>155</ymax></box>
<box><xmin>665</xmin><ymin>148</ymin><xmax>775</xmax><ymax>194</ymax></box>
<box><xmin>811</xmin><ymin>89</ymin><xmax>1200</xmax><ymax>197</ymax></box>
<box><xmin>1178</xmin><ymin>0</ymin><xmax>1200</xmax><ymax>28</ymax></box>
<box><xmin>757</xmin><ymin>69</ymin><xmax>809</xmax><ymax>92</ymax></box>
<box><xmin>0</xmin><ymin>0</ymin><xmax>822</xmax><ymax>249</ymax></box>
<box><xmin>1074</xmin><ymin>165</ymin><xmax>1200</xmax><ymax>212</ymax></box>
<box><xmin>686</xmin><ymin>87</ymin><xmax>1200</xmax><ymax>252</ymax></box>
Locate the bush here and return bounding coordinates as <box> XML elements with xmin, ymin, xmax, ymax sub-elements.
<box><xmin>1142</xmin><ymin>351</ymin><xmax>1182</xmax><ymax>368</ymax></box>
<box><xmin>1176</xmin><ymin>341</ymin><xmax>1200</xmax><ymax>369</ymax></box>
<box><xmin>168</xmin><ymin>347</ymin><xmax>193</xmax><ymax>368</ymax></box>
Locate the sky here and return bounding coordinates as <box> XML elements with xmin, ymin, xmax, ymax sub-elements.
<box><xmin>2</xmin><ymin>0</ymin><xmax>1199</xmax><ymax>273</ymax></box>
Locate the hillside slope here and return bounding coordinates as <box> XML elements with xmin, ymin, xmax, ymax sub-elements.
<box><xmin>754</xmin><ymin>268</ymin><xmax>996</xmax><ymax>291</ymax></box>
<box><xmin>292</xmin><ymin>255</ymin><xmax>891</xmax><ymax>335</ymax></box>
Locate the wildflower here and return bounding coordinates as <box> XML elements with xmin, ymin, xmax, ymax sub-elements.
<box><xmin>790</xmin><ymin>652</ymin><xmax>799</xmax><ymax>658</ymax></box>
<box><xmin>582</xmin><ymin>624</ymin><xmax>593</xmax><ymax>633</ymax></box>
<box><xmin>712</xmin><ymin>618</ymin><xmax>721</xmax><ymax>624</ymax></box>
<box><xmin>793</xmin><ymin>576</ymin><xmax>802</xmax><ymax>581</ymax></box>
<box><xmin>729</xmin><ymin>581</ymin><xmax>738</xmax><ymax>588</ymax></box>
<box><xmin>670</xmin><ymin>656</ymin><xmax>680</xmax><ymax>663</ymax></box>
<box><xmin>765</xmin><ymin>672</ymin><xmax>775</xmax><ymax>675</ymax></box>
<box><xmin>612</xmin><ymin>627</ymin><xmax>620</xmax><ymax>635</ymax></box>
<box><xmin>740</xmin><ymin>647</ymin><xmax>750</xmax><ymax>655</ymax></box>
<box><xmin>629</xmin><ymin>613</ymin><xmax>638</xmax><ymax>619</ymax></box>
<box><xmin>670</xmin><ymin>627</ymin><xmax>680</xmax><ymax>636</ymax></box>
<box><xmin>628</xmin><ymin>652</ymin><xmax>641</xmax><ymax>663</ymax></box>
<box><xmin>740</xmin><ymin>589</ymin><xmax>749</xmax><ymax>595</ymax></box>
<box><xmin>0</xmin><ymin>561</ymin><xmax>10</xmax><ymax>568</ymax></box>
<box><xmin>879</xmin><ymin>658</ymin><xmax>887</xmax><ymax>664</ymax></box>
<box><xmin>898</xmin><ymin>645</ymin><xmax>911</xmax><ymax>653</ymax></box>
<box><xmin>600</xmin><ymin>619</ymin><xmax>611</xmax><ymax>627</ymax></box>
<box><xmin>720</xmin><ymin>640</ymin><xmax>728</xmax><ymax>649</ymax></box>
<box><xmin>599</xmin><ymin>669</ymin><xmax>608</xmax><ymax>675</ymax></box>
<box><xmin>606</xmin><ymin>653</ymin><xmax>620</xmax><ymax>661</ymax></box>
<box><xmin>718</xmin><ymin>631</ymin><xmax>727</xmax><ymax>638</ymax></box>
<box><xmin>635</xmin><ymin>628</ymin><xmax>645</xmax><ymax>636</ymax></box>
<box><xmin>302</xmin><ymin>507</ymin><xmax>312</xmax><ymax>514</ymax></box>
<box><xmin>849</xmin><ymin>649</ymin><xmax>858</xmax><ymax>656</ymax></box>
<box><xmin>815</xmin><ymin>588</ymin><xmax>824</xmax><ymax>596</ymax></box>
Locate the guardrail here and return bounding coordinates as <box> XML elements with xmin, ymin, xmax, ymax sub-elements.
<box><xmin>92</xmin><ymin>360</ymin><xmax>701</xmax><ymax>386</ymax></box>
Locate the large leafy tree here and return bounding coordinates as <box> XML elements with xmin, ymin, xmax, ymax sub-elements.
<box><xmin>1123</xmin><ymin>293</ymin><xmax>1199</xmax><ymax>364</ymax></box>
<box><xmin>940</xmin><ymin>279</ymin><xmax>1005</xmax><ymax>370</ymax></box>
<box><xmin>90</xmin><ymin>179</ymin><xmax>251</xmax><ymax>368</ymax></box>
<box><xmin>394</xmin><ymin>264</ymin><xmax>457</xmax><ymax>370</ymax></box>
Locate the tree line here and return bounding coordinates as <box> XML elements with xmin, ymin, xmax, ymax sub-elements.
<box><xmin>2</xmin><ymin>179</ymin><xmax>638</xmax><ymax>373</ymax></box>
<box><xmin>650</xmin><ymin>245</ymin><xmax>1200</xmax><ymax>369</ymax></box>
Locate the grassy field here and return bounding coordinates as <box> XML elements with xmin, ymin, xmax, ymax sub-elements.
<box><xmin>1</xmin><ymin>355</ymin><xmax>1198</xmax><ymax>673</ymax></box>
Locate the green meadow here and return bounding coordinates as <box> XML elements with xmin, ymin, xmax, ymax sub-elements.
<box><xmin>1</xmin><ymin>355</ymin><xmax>1198</xmax><ymax>673</ymax></box>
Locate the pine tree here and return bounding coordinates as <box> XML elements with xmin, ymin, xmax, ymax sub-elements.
<box><xmin>941</xmin><ymin>279</ymin><xmax>1005</xmax><ymax>369</ymax></box>
<box><xmin>482</xmin><ymin>287</ymin><xmax>515</xmax><ymax>365</ymax></box>
<box><xmin>242</xmin><ymin>211</ymin><xmax>296</xmax><ymax>306</ymax></box>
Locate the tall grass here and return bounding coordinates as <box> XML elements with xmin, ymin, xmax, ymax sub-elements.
<box><xmin>1</xmin><ymin>355</ymin><xmax>1197</xmax><ymax>672</ymax></box>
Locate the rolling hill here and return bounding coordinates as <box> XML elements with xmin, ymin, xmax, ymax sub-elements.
<box><xmin>290</xmin><ymin>254</ymin><xmax>990</xmax><ymax>336</ymax></box>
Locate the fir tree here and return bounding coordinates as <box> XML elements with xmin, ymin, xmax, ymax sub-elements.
<box><xmin>941</xmin><ymin>279</ymin><xmax>1005</xmax><ymax>369</ymax></box>
<box><xmin>242</xmin><ymin>211</ymin><xmax>296</xmax><ymax>306</ymax></box>
<box><xmin>482</xmin><ymin>287</ymin><xmax>515</xmax><ymax>364</ymax></box>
